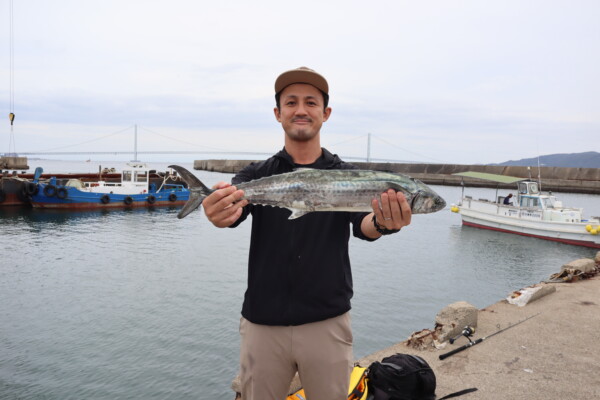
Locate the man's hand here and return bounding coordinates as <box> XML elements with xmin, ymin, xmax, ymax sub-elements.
<box><xmin>362</xmin><ymin>189</ymin><xmax>412</xmax><ymax>238</ymax></box>
<box><xmin>202</xmin><ymin>182</ymin><xmax>248</xmax><ymax>228</ymax></box>
<box><xmin>372</xmin><ymin>189</ymin><xmax>412</xmax><ymax>231</ymax></box>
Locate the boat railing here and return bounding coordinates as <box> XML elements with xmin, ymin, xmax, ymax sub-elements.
<box><xmin>161</xmin><ymin>184</ymin><xmax>186</xmax><ymax>192</ymax></box>
<box><xmin>85</xmin><ymin>181</ymin><xmax>121</xmax><ymax>188</ymax></box>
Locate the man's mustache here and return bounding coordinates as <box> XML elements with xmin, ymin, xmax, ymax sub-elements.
<box><xmin>292</xmin><ymin>117</ymin><xmax>313</xmax><ymax>122</ymax></box>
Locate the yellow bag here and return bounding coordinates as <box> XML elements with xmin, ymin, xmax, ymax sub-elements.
<box><xmin>286</xmin><ymin>366</ymin><xmax>368</xmax><ymax>400</ymax></box>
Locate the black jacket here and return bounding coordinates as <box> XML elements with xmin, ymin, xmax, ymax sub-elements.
<box><xmin>231</xmin><ymin>148</ymin><xmax>376</xmax><ymax>326</ymax></box>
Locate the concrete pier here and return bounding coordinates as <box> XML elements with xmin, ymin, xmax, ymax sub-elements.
<box><xmin>231</xmin><ymin>255</ymin><xmax>600</xmax><ymax>399</ymax></box>
<box><xmin>355</xmin><ymin>264</ymin><xmax>600</xmax><ymax>400</ymax></box>
<box><xmin>194</xmin><ymin>160</ymin><xmax>600</xmax><ymax>194</ymax></box>
<box><xmin>0</xmin><ymin>156</ymin><xmax>29</xmax><ymax>170</ymax></box>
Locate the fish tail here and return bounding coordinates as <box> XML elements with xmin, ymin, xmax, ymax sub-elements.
<box><xmin>168</xmin><ymin>165</ymin><xmax>213</xmax><ymax>219</ymax></box>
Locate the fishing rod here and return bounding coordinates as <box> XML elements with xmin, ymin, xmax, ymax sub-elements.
<box><xmin>449</xmin><ymin>326</ymin><xmax>476</xmax><ymax>344</ymax></box>
<box><xmin>439</xmin><ymin>313</ymin><xmax>540</xmax><ymax>360</ymax></box>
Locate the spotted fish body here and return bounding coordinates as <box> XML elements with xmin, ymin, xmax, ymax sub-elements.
<box><xmin>168</xmin><ymin>165</ymin><xmax>446</xmax><ymax>219</ymax></box>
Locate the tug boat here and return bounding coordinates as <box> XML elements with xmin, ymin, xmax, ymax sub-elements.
<box><xmin>0</xmin><ymin>169</ymin><xmax>125</xmax><ymax>207</ymax></box>
<box><xmin>29</xmin><ymin>163</ymin><xmax>189</xmax><ymax>209</ymax></box>
<box><xmin>452</xmin><ymin>171</ymin><xmax>600</xmax><ymax>249</ymax></box>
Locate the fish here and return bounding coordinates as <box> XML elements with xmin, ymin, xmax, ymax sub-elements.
<box><xmin>168</xmin><ymin>165</ymin><xmax>446</xmax><ymax>219</ymax></box>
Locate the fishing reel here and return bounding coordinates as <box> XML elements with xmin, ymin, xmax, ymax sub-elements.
<box><xmin>449</xmin><ymin>326</ymin><xmax>476</xmax><ymax>344</ymax></box>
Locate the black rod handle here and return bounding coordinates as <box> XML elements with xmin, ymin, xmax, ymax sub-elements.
<box><xmin>439</xmin><ymin>338</ymin><xmax>483</xmax><ymax>360</ymax></box>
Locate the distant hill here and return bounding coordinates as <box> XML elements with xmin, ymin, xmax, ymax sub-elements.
<box><xmin>492</xmin><ymin>152</ymin><xmax>600</xmax><ymax>168</ymax></box>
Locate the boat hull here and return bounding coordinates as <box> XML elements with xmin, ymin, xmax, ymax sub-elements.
<box><xmin>30</xmin><ymin>184</ymin><xmax>189</xmax><ymax>210</ymax></box>
<box><xmin>459</xmin><ymin>202</ymin><xmax>600</xmax><ymax>249</ymax></box>
<box><xmin>0</xmin><ymin>172</ymin><xmax>168</xmax><ymax>207</ymax></box>
<box><xmin>0</xmin><ymin>178</ymin><xmax>30</xmax><ymax>206</ymax></box>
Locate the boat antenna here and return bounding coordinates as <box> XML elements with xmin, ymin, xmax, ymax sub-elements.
<box><xmin>537</xmin><ymin>155</ymin><xmax>542</xmax><ymax>191</ymax></box>
<box><xmin>535</xmin><ymin>133</ymin><xmax>542</xmax><ymax>191</ymax></box>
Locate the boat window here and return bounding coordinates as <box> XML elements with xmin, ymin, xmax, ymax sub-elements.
<box><xmin>136</xmin><ymin>171</ymin><xmax>148</xmax><ymax>182</ymax></box>
<box><xmin>518</xmin><ymin>183</ymin><xmax>527</xmax><ymax>194</ymax></box>
<box><xmin>520</xmin><ymin>197</ymin><xmax>527</xmax><ymax>207</ymax></box>
<box><xmin>529</xmin><ymin>183</ymin><xmax>539</xmax><ymax>194</ymax></box>
<box><xmin>123</xmin><ymin>171</ymin><xmax>132</xmax><ymax>182</ymax></box>
<box><xmin>541</xmin><ymin>198</ymin><xmax>555</xmax><ymax>209</ymax></box>
<box><xmin>520</xmin><ymin>196</ymin><xmax>541</xmax><ymax>208</ymax></box>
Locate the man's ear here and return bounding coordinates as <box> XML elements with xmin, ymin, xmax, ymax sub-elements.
<box><xmin>322</xmin><ymin>107</ymin><xmax>332</xmax><ymax>122</ymax></box>
<box><xmin>274</xmin><ymin>107</ymin><xmax>282</xmax><ymax>122</ymax></box>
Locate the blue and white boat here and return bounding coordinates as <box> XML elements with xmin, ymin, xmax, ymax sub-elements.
<box><xmin>29</xmin><ymin>163</ymin><xmax>190</xmax><ymax>209</ymax></box>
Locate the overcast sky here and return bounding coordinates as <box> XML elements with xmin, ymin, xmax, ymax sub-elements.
<box><xmin>1</xmin><ymin>0</ymin><xmax>598</xmax><ymax>164</ymax></box>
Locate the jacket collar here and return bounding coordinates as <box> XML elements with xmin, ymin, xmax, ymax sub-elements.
<box><xmin>274</xmin><ymin>147</ymin><xmax>343</xmax><ymax>169</ymax></box>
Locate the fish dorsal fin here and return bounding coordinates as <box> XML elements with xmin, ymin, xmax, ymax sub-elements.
<box><xmin>288</xmin><ymin>209</ymin><xmax>310</xmax><ymax>219</ymax></box>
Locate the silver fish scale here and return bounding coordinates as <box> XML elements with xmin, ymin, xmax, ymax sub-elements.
<box><xmin>235</xmin><ymin>169</ymin><xmax>422</xmax><ymax>217</ymax></box>
<box><xmin>167</xmin><ymin>164</ymin><xmax>446</xmax><ymax>219</ymax></box>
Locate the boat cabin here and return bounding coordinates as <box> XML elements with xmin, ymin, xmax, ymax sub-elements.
<box><xmin>120</xmin><ymin>163</ymin><xmax>150</xmax><ymax>192</ymax></box>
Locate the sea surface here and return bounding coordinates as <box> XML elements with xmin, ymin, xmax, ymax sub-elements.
<box><xmin>1</xmin><ymin>159</ymin><xmax>599</xmax><ymax>399</ymax></box>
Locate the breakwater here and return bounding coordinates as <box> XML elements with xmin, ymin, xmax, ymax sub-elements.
<box><xmin>193</xmin><ymin>160</ymin><xmax>600</xmax><ymax>194</ymax></box>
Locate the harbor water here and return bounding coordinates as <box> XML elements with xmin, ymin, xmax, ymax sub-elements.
<box><xmin>1</xmin><ymin>159</ymin><xmax>599</xmax><ymax>399</ymax></box>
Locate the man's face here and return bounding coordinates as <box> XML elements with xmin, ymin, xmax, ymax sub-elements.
<box><xmin>274</xmin><ymin>83</ymin><xmax>332</xmax><ymax>142</ymax></box>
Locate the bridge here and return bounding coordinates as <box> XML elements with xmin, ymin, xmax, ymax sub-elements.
<box><xmin>6</xmin><ymin>125</ymin><xmax>442</xmax><ymax>164</ymax></box>
<box><xmin>14</xmin><ymin>150</ymin><xmax>406</xmax><ymax>163</ymax></box>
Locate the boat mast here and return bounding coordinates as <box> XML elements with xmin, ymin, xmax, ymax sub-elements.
<box><xmin>366</xmin><ymin>132</ymin><xmax>371</xmax><ymax>162</ymax></box>
<box><xmin>132</xmin><ymin>124</ymin><xmax>140</xmax><ymax>162</ymax></box>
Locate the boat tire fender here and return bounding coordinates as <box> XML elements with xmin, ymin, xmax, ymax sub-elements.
<box><xmin>168</xmin><ymin>193</ymin><xmax>177</xmax><ymax>202</ymax></box>
<box><xmin>124</xmin><ymin>196</ymin><xmax>133</xmax><ymax>205</ymax></box>
<box><xmin>43</xmin><ymin>185</ymin><xmax>57</xmax><ymax>197</ymax></box>
<box><xmin>147</xmin><ymin>195</ymin><xmax>156</xmax><ymax>204</ymax></box>
<box><xmin>25</xmin><ymin>182</ymin><xmax>39</xmax><ymax>196</ymax></box>
<box><xmin>100</xmin><ymin>194</ymin><xmax>110</xmax><ymax>204</ymax></box>
<box><xmin>56</xmin><ymin>187</ymin><xmax>68</xmax><ymax>199</ymax></box>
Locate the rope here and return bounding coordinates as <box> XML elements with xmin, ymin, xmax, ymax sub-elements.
<box><xmin>34</xmin><ymin>125</ymin><xmax>135</xmax><ymax>152</ymax></box>
<box><xmin>8</xmin><ymin>0</ymin><xmax>16</xmax><ymax>154</ymax></box>
<box><xmin>139</xmin><ymin>126</ymin><xmax>229</xmax><ymax>151</ymax></box>
<box><xmin>371</xmin><ymin>135</ymin><xmax>446</xmax><ymax>163</ymax></box>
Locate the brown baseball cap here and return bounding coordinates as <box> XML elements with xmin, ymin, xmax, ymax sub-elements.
<box><xmin>274</xmin><ymin>66</ymin><xmax>329</xmax><ymax>95</ymax></box>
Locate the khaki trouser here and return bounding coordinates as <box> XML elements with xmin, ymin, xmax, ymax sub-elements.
<box><xmin>239</xmin><ymin>312</ymin><xmax>353</xmax><ymax>400</ymax></box>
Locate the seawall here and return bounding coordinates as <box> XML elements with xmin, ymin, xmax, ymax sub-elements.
<box><xmin>193</xmin><ymin>160</ymin><xmax>600</xmax><ymax>194</ymax></box>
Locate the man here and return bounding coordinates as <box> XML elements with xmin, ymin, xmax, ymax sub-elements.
<box><xmin>503</xmin><ymin>193</ymin><xmax>513</xmax><ymax>205</ymax></box>
<box><xmin>202</xmin><ymin>67</ymin><xmax>412</xmax><ymax>400</ymax></box>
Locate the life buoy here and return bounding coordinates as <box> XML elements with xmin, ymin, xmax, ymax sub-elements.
<box><xmin>56</xmin><ymin>187</ymin><xmax>68</xmax><ymax>199</ymax></box>
<box><xmin>25</xmin><ymin>182</ymin><xmax>39</xmax><ymax>196</ymax></box>
<box><xmin>43</xmin><ymin>185</ymin><xmax>57</xmax><ymax>197</ymax></box>
<box><xmin>100</xmin><ymin>194</ymin><xmax>110</xmax><ymax>204</ymax></box>
<box><xmin>168</xmin><ymin>193</ymin><xmax>177</xmax><ymax>202</ymax></box>
<box><xmin>124</xmin><ymin>196</ymin><xmax>133</xmax><ymax>205</ymax></box>
<box><xmin>147</xmin><ymin>195</ymin><xmax>156</xmax><ymax>204</ymax></box>
<box><xmin>0</xmin><ymin>189</ymin><xmax>5</xmax><ymax>203</ymax></box>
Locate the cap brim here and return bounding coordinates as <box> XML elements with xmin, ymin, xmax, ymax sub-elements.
<box><xmin>275</xmin><ymin>69</ymin><xmax>329</xmax><ymax>94</ymax></box>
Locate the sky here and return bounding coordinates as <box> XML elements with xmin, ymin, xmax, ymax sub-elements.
<box><xmin>1</xmin><ymin>0</ymin><xmax>599</xmax><ymax>165</ymax></box>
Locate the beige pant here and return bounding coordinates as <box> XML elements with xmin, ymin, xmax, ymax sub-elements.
<box><xmin>239</xmin><ymin>313</ymin><xmax>353</xmax><ymax>400</ymax></box>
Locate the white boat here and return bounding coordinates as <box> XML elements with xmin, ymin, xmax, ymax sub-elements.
<box><xmin>451</xmin><ymin>171</ymin><xmax>600</xmax><ymax>248</ymax></box>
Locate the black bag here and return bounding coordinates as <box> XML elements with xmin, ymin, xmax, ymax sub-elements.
<box><xmin>367</xmin><ymin>353</ymin><xmax>477</xmax><ymax>400</ymax></box>
<box><xmin>367</xmin><ymin>353</ymin><xmax>436</xmax><ymax>400</ymax></box>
